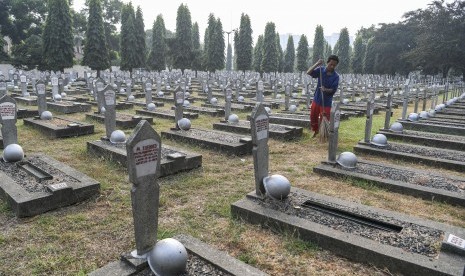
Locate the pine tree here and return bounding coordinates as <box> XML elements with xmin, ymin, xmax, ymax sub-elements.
<box><xmin>351</xmin><ymin>35</ymin><xmax>365</xmax><ymax>73</ymax></box>
<box><xmin>226</xmin><ymin>43</ymin><xmax>232</xmax><ymax>71</ymax></box>
<box><xmin>283</xmin><ymin>35</ymin><xmax>295</xmax><ymax>73</ymax></box>
<box><xmin>83</xmin><ymin>0</ymin><xmax>110</xmax><ymax>77</ymax></box>
<box><xmin>312</xmin><ymin>25</ymin><xmax>325</xmax><ymax>63</ymax></box>
<box><xmin>120</xmin><ymin>3</ymin><xmax>137</xmax><ymax>73</ymax></box>
<box><xmin>147</xmin><ymin>15</ymin><xmax>166</xmax><ymax>71</ymax></box>
<box><xmin>233</xmin><ymin>30</ymin><xmax>239</xmax><ymax>70</ymax></box>
<box><xmin>191</xmin><ymin>22</ymin><xmax>202</xmax><ymax>72</ymax></box>
<box><xmin>253</xmin><ymin>35</ymin><xmax>263</xmax><ymax>73</ymax></box>
<box><xmin>335</xmin><ymin>27</ymin><xmax>351</xmax><ymax>73</ymax></box>
<box><xmin>134</xmin><ymin>6</ymin><xmax>146</xmax><ymax>68</ymax></box>
<box><xmin>213</xmin><ymin>18</ymin><xmax>225</xmax><ymax>71</ymax></box>
<box><xmin>296</xmin><ymin>34</ymin><xmax>309</xmax><ymax>72</ymax></box>
<box><xmin>363</xmin><ymin>37</ymin><xmax>376</xmax><ymax>74</ymax></box>
<box><xmin>174</xmin><ymin>4</ymin><xmax>192</xmax><ymax>72</ymax></box>
<box><xmin>203</xmin><ymin>14</ymin><xmax>215</xmax><ymax>71</ymax></box>
<box><xmin>42</xmin><ymin>0</ymin><xmax>74</xmax><ymax>72</ymax></box>
<box><xmin>324</xmin><ymin>41</ymin><xmax>332</xmax><ymax>60</ymax></box>
<box><xmin>205</xmin><ymin>15</ymin><xmax>224</xmax><ymax>72</ymax></box>
<box><xmin>276</xmin><ymin>33</ymin><xmax>284</xmax><ymax>72</ymax></box>
<box><xmin>236</xmin><ymin>13</ymin><xmax>253</xmax><ymax>72</ymax></box>
<box><xmin>261</xmin><ymin>22</ymin><xmax>278</xmax><ymax>73</ymax></box>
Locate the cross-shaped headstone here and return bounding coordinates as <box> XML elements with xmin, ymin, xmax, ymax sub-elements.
<box><xmin>327</xmin><ymin>103</ymin><xmax>341</xmax><ymax>163</ymax></box>
<box><xmin>36</xmin><ymin>81</ymin><xmax>47</xmax><ymax>116</ymax></box>
<box><xmin>384</xmin><ymin>89</ymin><xmax>393</xmax><ymax>129</ymax></box>
<box><xmin>126</xmin><ymin>120</ymin><xmax>161</xmax><ymax>256</ymax></box>
<box><xmin>401</xmin><ymin>79</ymin><xmax>410</xmax><ymax>120</ymax></box>
<box><xmin>250</xmin><ymin>104</ymin><xmax>269</xmax><ymax>196</ymax></box>
<box><xmin>364</xmin><ymin>92</ymin><xmax>376</xmax><ymax>143</ymax></box>
<box><xmin>0</xmin><ymin>95</ymin><xmax>18</xmax><ymax>147</ymax></box>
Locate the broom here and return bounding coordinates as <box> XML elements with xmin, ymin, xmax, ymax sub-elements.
<box><xmin>318</xmin><ymin>63</ymin><xmax>330</xmax><ymax>143</ymax></box>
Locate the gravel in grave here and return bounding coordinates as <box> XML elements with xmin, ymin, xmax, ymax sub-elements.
<box><xmin>134</xmin><ymin>254</ymin><xmax>232</xmax><ymax>276</ymax></box>
<box><xmin>186</xmin><ymin>106</ymin><xmax>218</xmax><ymax>112</ymax></box>
<box><xmin>116</xmin><ymin>113</ymin><xmax>140</xmax><ymax>120</ymax></box>
<box><xmin>45</xmin><ymin>117</ymin><xmax>81</xmax><ymax>127</ymax></box>
<box><xmin>149</xmin><ymin>109</ymin><xmax>174</xmax><ymax>115</ymax></box>
<box><xmin>340</xmin><ymin>162</ymin><xmax>465</xmax><ymax>193</ymax></box>
<box><xmin>254</xmin><ymin>193</ymin><xmax>443</xmax><ymax>257</ymax></box>
<box><xmin>0</xmin><ymin>156</ymin><xmax>81</xmax><ymax>193</ymax></box>
<box><xmin>51</xmin><ymin>101</ymin><xmax>74</xmax><ymax>106</ymax></box>
<box><xmin>382</xmin><ymin>143</ymin><xmax>465</xmax><ymax>162</ymax></box>
<box><xmin>418</xmin><ymin>119</ymin><xmax>465</xmax><ymax>127</ymax></box>
<box><xmin>402</xmin><ymin>130</ymin><xmax>465</xmax><ymax>143</ymax></box>
<box><xmin>228</xmin><ymin>120</ymin><xmax>291</xmax><ymax>132</ymax></box>
<box><xmin>99</xmin><ymin>140</ymin><xmax>186</xmax><ymax>159</ymax></box>
<box><xmin>175</xmin><ymin>129</ymin><xmax>244</xmax><ymax>144</ymax></box>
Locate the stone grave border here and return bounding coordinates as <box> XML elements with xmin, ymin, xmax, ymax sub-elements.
<box><xmin>85</xmin><ymin>113</ymin><xmax>153</xmax><ymax>129</ymax></box>
<box><xmin>398</xmin><ymin>119</ymin><xmax>465</xmax><ymax>136</ymax></box>
<box><xmin>377</xmin><ymin>129</ymin><xmax>465</xmax><ymax>151</ymax></box>
<box><xmin>246</xmin><ymin>114</ymin><xmax>310</xmax><ymax>128</ymax></box>
<box><xmin>231</xmin><ymin>187</ymin><xmax>465</xmax><ymax>276</ymax></box>
<box><xmin>212</xmin><ymin>121</ymin><xmax>303</xmax><ymax>141</ymax></box>
<box><xmin>0</xmin><ymin>154</ymin><xmax>100</xmax><ymax>217</ymax></box>
<box><xmin>23</xmin><ymin>117</ymin><xmax>94</xmax><ymax>138</ymax></box>
<box><xmin>47</xmin><ymin>101</ymin><xmax>92</xmax><ymax>114</ymax></box>
<box><xmin>136</xmin><ymin>109</ymin><xmax>199</xmax><ymax>120</ymax></box>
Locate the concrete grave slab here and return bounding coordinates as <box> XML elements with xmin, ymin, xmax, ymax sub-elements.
<box><xmin>89</xmin><ymin>234</ymin><xmax>268</xmax><ymax>276</ymax></box>
<box><xmin>247</xmin><ymin>113</ymin><xmax>310</xmax><ymax>128</ymax></box>
<box><xmin>0</xmin><ymin>154</ymin><xmax>100</xmax><ymax>217</ymax></box>
<box><xmin>161</xmin><ymin>128</ymin><xmax>252</xmax><ymax>156</ymax></box>
<box><xmin>16</xmin><ymin>108</ymin><xmax>38</xmax><ymax>119</ymax></box>
<box><xmin>172</xmin><ymin>105</ymin><xmax>225</xmax><ymax>117</ymax></box>
<box><xmin>396</xmin><ymin>119</ymin><xmax>465</xmax><ymax>136</ymax></box>
<box><xmin>86</xmin><ymin>141</ymin><xmax>202</xmax><ymax>177</ymax></box>
<box><xmin>314</xmin><ymin>159</ymin><xmax>465</xmax><ymax>207</ymax></box>
<box><xmin>136</xmin><ymin>109</ymin><xmax>199</xmax><ymax>120</ymax></box>
<box><xmin>213</xmin><ymin>120</ymin><xmax>303</xmax><ymax>141</ymax></box>
<box><xmin>354</xmin><ymin>140</ymin><xmax>465</xmax><ymax>173</ymax></box>
<box><xmin>378</xmin><ymin>129</ymin><xmax>465</xmax><ymax>151</ymax></box>
<box><xmin>232</xmin><ymin>187</ymin><xmax>465</xmax><ymax>276</ymax></box>
<box><xmin>23</xmin><ymin>116</ymin><xmax>94</xmax><ymax>138</ymax></box>
<box><xmin>86</xmin><ymin>113</ymin><xmax>153</xmax><ymax>129</ymax></box>
<box><xmin>47</xmin><ymin>101</ymin><xmax>92</xmax><ymax>114</ymax></box>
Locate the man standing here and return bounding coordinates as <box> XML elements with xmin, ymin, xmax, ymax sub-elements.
<box><xmin>307</xmin><ymin>55</ymin><xmax>340</xmax><ymax>137</ymax></box>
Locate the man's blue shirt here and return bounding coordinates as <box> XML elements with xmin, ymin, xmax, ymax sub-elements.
<box><xmin>309</xmin><ymin>66</ymin><xmax>339</xmax><ymax>107</ymax></box>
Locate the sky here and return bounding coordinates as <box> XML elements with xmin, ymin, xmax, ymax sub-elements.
<box><xmin>73</xmin><ymin>0</ymin><xmax>440</xmax><ymax>45</ymax></box>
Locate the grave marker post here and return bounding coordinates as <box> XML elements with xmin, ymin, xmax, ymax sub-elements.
<box><xmin>0</xmin><ymin>95</ymin><xmax>18</xmax><ymax>147</ymax></box>
<box><xmin>126</xmin><ymin>120</ymin><xmax>161</xmax><ymax>256</ymax></box>
<box><xmin>401</xmin><ymin>79</ymin><xmax>410</xmax><ymax>120</ymax></box>
<box><xmin>384</xmin><ymin>89</ymin><xmax>393</xmax><ymax>129</ymax></box>
<box><xmin>328</xmin><ymin>103</ymin><xmax>341</xmax><ymax>163</ymax></box>
<box><xmin>250</xmin><ymin>104</ymin><xmax>269</xmax><ymax>197</ymax></box>
<box><xmin>36</xmin><ymin>81</ymin><xmax>47</xmax><ymax>116</ymax></box>
<box><xmin>364</xmin><ymin>93</ymin><xmax>376</xmax><ymax>143</ymax></box>
<box><xmin>100</xmin><ymin>85</ymin><xmax>116</xmax><ymax>139</ymax></box>
<box><xmin>174</xmin><ymin>86</ymin><xmax>184</xmax><ymax>130</ymax></box>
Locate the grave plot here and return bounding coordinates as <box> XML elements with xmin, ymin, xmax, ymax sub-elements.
<box><xmin>172</xmin><ymin>105</ymin><xmax>225</xmax><ymax>117</ymax></box>
<box><xmin>424</xmin><ymin>116</ymin><xmax>465</xmax><ymax>124</ymax></box>
<box><xmin>231</xmin><ymin>188</ymin><xmax>465</xmax><ymax>276</ymax></box>
<box><xmin>397</xmin><ymin>119</ymin><xmax>465</xmax><ymax>136</ymax></box>
<box><xmin>231</xmin><ymin>100</ymin><xmax>280</xmax><ymax>109</ymax></box>
<box><xmin>433</xmin><ymin>113</ymin><xmax>465</xmax><ymax>122</ymax></box>
<box><xmin>135</xmin><ymin>108</ymin><xmax>199</xmax><ymax>120</ymax></box>
<box><xmin>0</xmin><ymin>154</ymin><xmax>100</xmax><ymax>217</ymax></box>
<box><xmin>87</xmin><ymin>100</ymin><xmax>135</xmax><ymax>110</ymax></box>
<box><xmin>16</xmin><ymin>108</ymin><xmax>38</xmax><ymax>119</ymax></box>
<box><xmin>161</xmin><ymin>128</ymin><xmax>252</xmax><ymax>156</ymax></box>
<box><xmin>201</xmin><ymin>102</ymin><xmax>254</xmax><ymax>112</ymax></box>
<box><xmin>213</xmin><ymin>120</ymin><xmax>303</xmax><ymax>141</ymax></box>
<box><xmin>128</xmin><ymin>99</ymin><xmax>165</xmax><ymax>108</ymax></box>
<box><xmin>436</xmin><ymin>108</ymin><xmax>465</xmax><ymax>116</ymax></box>
<box><xmin>90</xmin><ymin>234</ymin><xmax>267</xmax><ymax>276</ymax></box>
<box><xmin>14</xmin><ymin>96</ymin><xmax>38</xmax><ymax>106</ymax></box>
<box><xmin>378</xmin><ymin>129</ymin><xmax>465</xmax><ymax>151</ymax></box>
<box><xmin>247</xmin><ymin>113</ymin><xmax>310</xmax><ymax>128</ymax></box>
<box><xmin>354</xmin><ymin>140</ymin><xmax>465</xmax><ymax>173</ymax></box>
<box><xmin>23</xmin><ymin>116</ymin><xmax>94</xmax><ymax>138</ymax></box>
<box><xmin>47</xmin><ymin>101</ymin><xmax>92</xmax><ymax>114</ymax></box>
<box><xmin>314</xmin><ymin>159</ymin><xmax>465</xmax><ymax>207</ymax></box>
<box><xmin>86</xmin><ymin>113</ymin><xmax>153</xmax><ymax>129</ymax></box>
<box><xmin>87</xmin><ymin>141</ymin><xmax>202</xmax><ymax>177</ymax></box>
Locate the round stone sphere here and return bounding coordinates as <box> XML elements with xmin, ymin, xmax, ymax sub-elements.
<box><xmin>419</xmin><ymin>110</ymin><xmax>429</xmax><ymax>119</ymax></box>
<box><xmin>263</xmin><ymin>174</ymin><xmax>291</xmax><ymax>200</ymax></box>
<box><xmin>178</xmin><ymin>118</ymin><xmax>191</xmax><ymax>130</ymax></box>
<box><xmin>182</xmin><ymin>100</ymin><xmax>190</xmax><ymax>107</ymax></box>
<box><xmin>342</xmin><ymin>98</ymin><xmax>350</xmax><ymax>104</ymax></box>
<box><xmin>112</xmin><ymin>84</ymin><xmax>118</xmax><ymax>89</ymax></box>
<box><xmin>53</xmin><ymin>94</ymin><xmax>62</xmax><ymax>102</ymax></box>
<box><xmin>184</xmin><ymin>92</ymin><xmax>190</xmax><ymax>98</ymax></box>
<box><xmin>40</xmin><ymin>111</ymin><xmax>53</xmax><ymax>120</ymax></box>
<box><xmin>100</xmin><ymin>106</ymin><xmax>106</xmax><ymax>114</ymax></box>
<box><xmin>289</xmin><ymin>105</ymin><xmax>297</xmax><ymax>113</ymax></box>
<box><xmin>110</xmin><ymin>130</ymin><xmax>126</xmax><ymax>144</ymax></box>
<box><xmin>371</xmin><ymin>133</ymin><xmax>388</xmax><ymax>147</ymax></box>
<box><xmin>389</xmin><ymin>122</ymin><xmax>403</xmax><ymax>133</ymax></box>
<box><xmin>336</xmin><ymin>152</ymin><xmax>358</xmax><ymax>169</ymax></box>
<box><xmin>3</xmin><ymin>144</ymin><xmax>24</xmax><ymax>163</ymax></box>
<box><xmin>292</xmin><ymin>92</ymin><xmax>298</xmax><ymax>98</ymax></box>
<box><xmin>127</xmin><ymin>95</ymin><xmax>135</xmax><ymax>101</ymax></box>
<box><xmin>61</xmin><ymin>92</ymin><xmax>67</xmax><ymax>98</ymax></box>
<box><xmin>147</xmin><ymin>103</ymin><xmax>156</xmax><ymax>111</ymax></box>
<box><xmin>157</xmin><ymin>91</ymin><xmax>164</xmax><ymax>97</ymax></box>
<box><xmin>237</xmin><ymin>96</ymin><xmax>245</xmax><ymax>102</ymax></box>
<box><xmin>276</xmin><ymin>94</ymin><xmax>282</xmax><ymax>99</ymax></box>
<box><xmin>120</xmin><ymin>88</ymin><xmax>125</xmax><ymax>94</ymax></box>
<box><xmin>210</xmin><ymin>97</ymin><xmax>218</xmax><ymax>105</ymax></box>
<box><xmin>228</xmin><ymin>114</ymin><xmax>239</xmax><ymax>123</ymax></box>
<box><xmin>446</xmin><ymin>99</ymin><xmax>455</xmax><ymax>106</ymax></box>
<box><xmin>241</xmin><ymin>87</ymin><xmax>246</xmax><ymax>92</ymax></box>
<box><xmin>64</xmin><ymin>85</ymin><xmax>69</xmax><ymax>91</ymax></box>
<box><xmin>435</xmin><ymin>104</ymin><xmax>446</xmax><ymax>111</ymax></box>
<box><xmin>265</xmin><ymin>107</ymin><xmax>271</xmax><ymax>114</ymax></box>
<box><xmin>148</xmin><ymin>238</ymin><xmax>188</xmax><ymax>276</ymax></box>
<box><xmin>428</xmin><ymin>109</ymin><xmax>436</xmax><ymax>117</ymax></box>
<box><xmin>166</xmin><ymin>85</ymin><xmax>171</xmax><ymax>90</ymax></box>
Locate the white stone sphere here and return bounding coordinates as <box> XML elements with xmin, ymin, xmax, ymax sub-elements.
<box><xmin>407</xmin><ymin>113</ymin><xmax>420</xmax><ymax>122</ymax></box>
<box><xmin>166</xmin><ymin>85</ymin><xmax>171</xmax><ymax>90</ymax></box>
<box><xmin>178</xmin><ymin>118</ymin><xmax>191</xmax><ymax>130</ymax></box>
<box><xmin>265</xmin><ymin>107</ymin><xmax>271</xmax><ymax>114</ymax></box>
<box><xmin>342</xmin><ymin>98</ymin><xmax>350</xmax><ymax>104</ymax></box>
<box><xmin>61</xmin><ymin>92</ymin><xmax>67</xmax><ymax>97</ymax></box>
<box><xmin>100</xmin><ymin>106</ymin><xmax>106</xmax><ymax>114</ymax></box>
<box><xmin>428</xmin><ymin>109</ymin><xmax>436</xmax><ymax>117</ymax></box>
<box><xmin>148</xmin><ymin>238</ymin><xmax>188</xmax><ymax>276</ymax></box>
<box><xmin>289</xmin><ymin>105</ymin><xmax>297</xmax><ymax>113</ymax></box>
<box><xmin>237</xmin><ymin>96</ymin><xmax>245</xmax><ymax>102</ymax></box>
<box><xmin>184</xmin><ymin>92</ymin><xmax>190</xmax><ymax>98</ymax></box>
<box><xmin>110</xmin><ymin>130</ymin><xmax>126</xmax><ymax>144</ymax></box>
<box><xmin>263</xmin><ymin>174</ymin><xmax>291</xmax><ymax>200</ymax></box>
<box><xmin>40</xmin><ymin>111</ymin><xmax>53</xmax><ymax>120</ymax></box>
<box><xmin>147</xmin><ymin>103</ymin><xmax>156</xmax><ymax>111</ymax></box>
<box><xmin>292</xmin><ymin>92</ymin><xmax>298</xmax><ymax>98</ymax></box>
<box><xmin>276</xmin><ymin>94</ymin><xmax>282</xmax><ymax>99</ymax></box>
<box><xmin>419</xmin><ymin>110</ymin><xmax>429</xmax><ymax>119</ymax></box>
<box><xmin>183</xmin><ymin>100</ymin><xmax>190</xmax><ymax>107</ymax></box>
<box><xmin>53</xmin><ymin>94</ymin><xmax>62</xmax><ymax>101</ymax></box>
<box><xmin>241</xmin><ymin>87</ymin><xmax>246</xmax><ymax>92</ymax></box>
<box><xmin>3</xmin><ymin>144</ymin><xmax>24</xmax><ymax>162</ymax></box>
<box><xmin>112</xmin><ymin>84</ymin><xmax>117</xmax><ymax>89</ymax></box>
<box><xmin>120</xmin><ymin>88</ymin><xmax>125</xmax><ymax>93</ymax></box>
<box><xmin>210</xmin><ymin>97</ymin><xmax>218</xmax><ymax>105</ymax></box>
<box><xmin>157</xmin><ymin>91</ymin><xmax>164</xmax><ymax>97</ymax></box>
<box><xmin>228</xmin><ymin>114</ymin><xmax>239</xmax><ymax>123</ymax></box>
<box><xmin>127</xmin><ymin>95</ymin><xmax>135</xmax><ymax>101</ymax></box>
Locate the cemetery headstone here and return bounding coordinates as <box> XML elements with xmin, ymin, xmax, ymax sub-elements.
<box><xmin>51</xmin><ymin>76</ymin><xmax>59</xmax><ymax>97</ymax></box>
<box><xmin>36</xmin><ymin>81</ymin><xmax>47</xmax><ymax>116</ymax></box>
<box><xmin>284</xmin><ymin>85</ymin><xmax>290</xmax><ymax>110</ymax></box>
<box><xmin>256</xmin><ymin>80</ymin><xmax>264</xmax><ymax>103</ymax></box>
<box><xmin>126</xmin><ymin>120</ymin><xmax>161</xmax><ymax>256</ymax></box>
<box><xmin>20</xmin><ymin>74</ymin><xmax>28</xmax><ymax>96</ymax></box>
<box><xmin>144</xmin><ymin>80</ymin><xmax>153</xmax><ymax>105</ymax></box>
<box><xmin>414</xmin><ymin>86</ymin><xmax>420</xmax><ymax>113</ymax></box>
<box><xmin>0</xmin><ymin>79</ymin><xmax>6</xmax><ymax>98</ymax></box>
<box><xmin>126</xmin><ymin>79</ymin><xmax>132</xmax><ymax>97</ymax></box>
<box><xmin>224</xmin><ymin>88</ymin><xmax>232</xmax><ymax>121</ymax></box>
<box><xmin>174</xmin><ymin>86</ymin><xmax>184</xmax><ymax>130</ymax></box>
<box><xmin>364</xmin><ymin>93</ymin><xmax>376</xmax><ymax>143</ymax></box>
<box><xmin>58</xmin><ymin>77</ymin><xmax>64</xmax><ymax>95</ymax></box>
<box><xmin>250</xmin><ymin>104</ymin><xmax>269</xmax><ymax>196</ymax></box>
<box><xmin>95</xmin><ymin>78</ymin><xmax>105</xmax><ymax>111</ymax></box>
<box><xmin>401</xmin><ymin>79</ymin><xmax>410</xmax><ymax>120</ymax></box>
<box><xmin>328</xmin><ymin>103</ymin><xmax>341</xmax><ymax>163</ymax></box>
<box><xmin>0</xmin><ymin>95</ymin><xmax>18</xmax><ymax>147</ymax></box>
<box><xmin>100</xmin><ymin>85</ymin><xmax>116</xmax><ymax>139</ymax></box>
<box><xmin>384</xmin><ymin>89</ymin><xmax>393</xmax><ymax>130</ymax></box>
